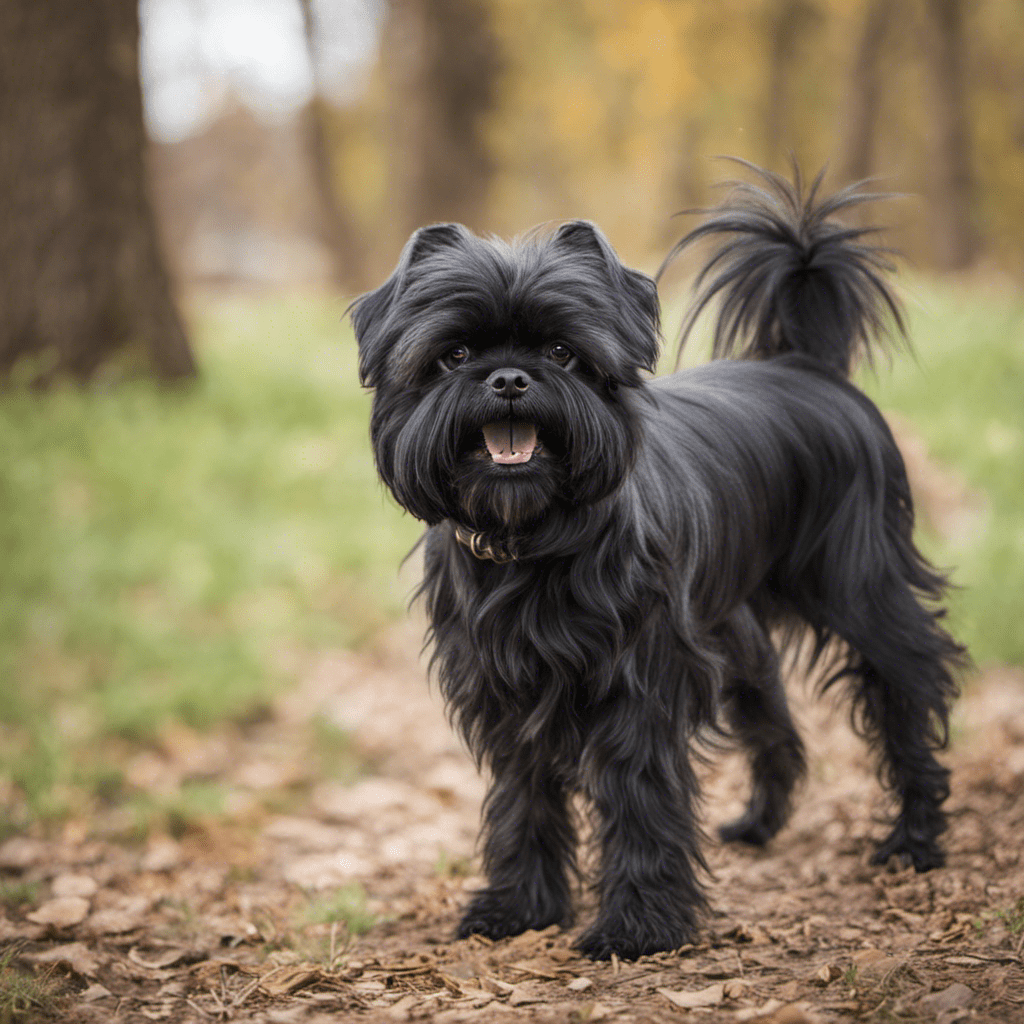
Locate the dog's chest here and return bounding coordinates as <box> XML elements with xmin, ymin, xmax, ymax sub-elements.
<box><xmin>454</xmin><ymin>554</ymin><xmax>635</xmax><ymax>690</ymax></box>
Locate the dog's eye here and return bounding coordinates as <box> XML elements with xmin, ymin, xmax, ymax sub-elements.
<box><xmin>548</xmin><ymin>343</ymin><xmax>572</xmax><ymax>365</ymax></box>
<box><xmin>442</xmin><ymin>345</ymin><xmax>470</xmax><ymax>370</ymax></box>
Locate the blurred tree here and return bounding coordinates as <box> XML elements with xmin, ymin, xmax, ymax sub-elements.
<box><xmin>837</xmin><ymin>0</ymin><xmax>892</xmax><ymax>184</ymax></box>
<box><xmin>380</xmin><ymin>0</ymin><xmax>502</xmax><ymax>243</ymax></box>
<box><xmin>298</xmin><ymin>0</ymin><xmax>364</xmax><ymax>289</ymax></box>
<box><xmin>763</xmin><ymin>0</ymin><xmax>822</xmax><ymax>165</ymax></box>
<box><xmin>339</xmin><ymin>0</ymin><xmax>1021</xmax><ymax>273</ymax></box>
<box><xmin>0</xmin><ymin>0</ymin><xmax>195</xmax><ymax>384</ymax></box>
<box><xmin>923</xmin><ymin>0</ymin><xmax>977</xmax><ymax>269</ymax></box>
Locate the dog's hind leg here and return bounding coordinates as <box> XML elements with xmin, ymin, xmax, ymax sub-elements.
<box><xmin>717</xmin><ymin>609</ymin><xmax>806</xmax><ymax>847</ymax></box>
<box><xmin>832</xmin><ymin>582</ymin><xmax>961</xmax><ymax>871</ymax></box>
<box><xmin>799</xmin><ymin>512</ymin><xmax>964</xmax><ymax>871</ymax></box>
<box><xmin>457</xmin><ymin>742</ymin><xmax>576</xmax><ymax>941</ymax></box>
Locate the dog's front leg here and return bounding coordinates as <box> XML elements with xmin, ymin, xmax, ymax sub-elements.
<box><xmin>457</xmin><ymin>742</ymin><xmax>576</xmax><ymax>941</ymax></box>
<box><xmin>577</xmin><ymin>697</ymin><xmax>707</xmax><ymax>960</ymax></box>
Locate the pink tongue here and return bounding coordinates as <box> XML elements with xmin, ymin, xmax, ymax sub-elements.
<box><xmin>482</xmin><ymin>422</ymin><xmax>538</xmax><ymax>464</ymax></box>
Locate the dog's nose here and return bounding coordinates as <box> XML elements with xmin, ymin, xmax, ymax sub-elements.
<box><xmin>486</xmin><ymin>368</ymin><xmax>532</xmax><ymax>398</ymax></box>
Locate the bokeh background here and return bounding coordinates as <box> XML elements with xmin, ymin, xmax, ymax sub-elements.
<box><xmin>1</xmin><ymin>0</ymin><xmax>1022</xmax><ymax>834</ymax></box>
<box><xmin>140</xmin><ymin>0</ymin><xmax>1023</xmax><ymax>288</ymax></box>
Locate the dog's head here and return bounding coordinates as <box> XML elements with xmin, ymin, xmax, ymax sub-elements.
<box><xmin>351</xmin><ymin>221</ymin><xmax>659</xmax><ymax>534</ymax></box>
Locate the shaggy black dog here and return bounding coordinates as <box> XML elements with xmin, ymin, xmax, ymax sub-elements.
<box><xmin>350</xmin><ymin>164</ymin><xmax>966</xmax><ymax>960</ymax></box>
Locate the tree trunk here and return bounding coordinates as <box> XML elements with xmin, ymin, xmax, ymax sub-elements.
<box><xmin>0</xmin><ymin>0</ymin><xmax>196</xmax><ymax>384</ymax></box>
<box><xmin>298</xmin><ymin>0</ymin><xmax>364</xmax><ymax>290</ymax></box>
<box><xmin>837</xmin><ymin>0</ymin><xmax>892</xmax><ymax>185</ymax></box>
<box><xmin>381</xmin><ymin>0</ymin><xmax>501</xmax><ymax>247</ymax></box>
<box><xmin>923</xmin><ymin>0</ymin><xmax>976</xmax><ymax>270</ymax></box>
<box><xmin>763</xmin><ymin>0</ymin><xmax>818</xmax><ymax>166</ymax></box>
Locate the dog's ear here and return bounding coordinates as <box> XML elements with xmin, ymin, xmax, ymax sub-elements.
<box><xmin>350</xmin><ymin>223</ymin><xmax>469</xmax><ymax>387</ymax></box>
<box><xmin>554</xmin><ymin>221</ymin><xmax>661</xmax><ymax>372</ymax></box>
<box><xmin>404</xmin><ymin>222</ymin><xmax>467</xmax><ymax>264</ymax></box>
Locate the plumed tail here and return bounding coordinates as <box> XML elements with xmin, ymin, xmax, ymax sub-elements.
<box><xmin>663</xmin><ymin>159</ymin><xmax>907</xmax><ymax>377</ymax></box>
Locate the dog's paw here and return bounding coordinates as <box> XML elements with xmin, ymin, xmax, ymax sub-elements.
<box><xmin>718</xmin><ymin>814</ymin><xmax>773</xmax><ymax>847</ymax></box>
<box><xmin>574</xmin><ymin>915</ymin><xmax>698</xmax><ymax>961</ymax></box>
<box><xmin>871</xmin><ymin>826</ymin><xmax>945</xmax><ymax>873</ymax></box>
<box><xmin>456</xmin><ymin>889</ymin><xmax>569</xmax><ymax>942</ymax></box>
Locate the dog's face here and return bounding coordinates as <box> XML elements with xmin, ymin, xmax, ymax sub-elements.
<box><xmin>351</xmin><ymin>222</ymin><xmax>660</xmax><ymax>532</ymax></box>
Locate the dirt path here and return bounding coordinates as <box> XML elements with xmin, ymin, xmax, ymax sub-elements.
<box><xmin>2</xmin><ymin>615</ymin><xmax>1023</xmax><ymax>1024</ymax></box>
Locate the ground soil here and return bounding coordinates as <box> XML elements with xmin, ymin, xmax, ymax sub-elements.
<box><xmin>2</xmin><ymin>429</ymin><xmax>1022</xmax><ymax>1024</ymax></box>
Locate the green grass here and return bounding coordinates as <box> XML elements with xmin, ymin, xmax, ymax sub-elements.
<box><xmin>859</xmin><ymin>280</ymin><xmax>1024</xmax><ymax>668</ymax></box>
<box><xmin>301</xmin><ymin>883</ymin><xmax>376</xmax><ymax>935</ymax></box>
<box><xmin>997</xmin><ymin>896</ymin><xmax>1024</xmax><ymax>935</ymax></box>
<box><xmin>0</xmin><ymin>296</ymin><xmax>422</xmax><ymax>820</ymax></box>
<box><xmin>0</xmin><ymin>946</ymin><xmax>64</xmax><ymax>1023</ymax></box>
<box><xmin>0</xmin><ymin>881</ymin><xmax>39</xmax><ymax>912</ymax></box>
<box><xmin>310</xmin><ymin>714</ymin><xmax>369</xmax><ymax>783</ymax></box>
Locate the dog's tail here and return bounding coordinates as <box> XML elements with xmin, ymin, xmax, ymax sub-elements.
<box><xmin>662</xmin><ymin>159</ymin><xmax>906</xmax><ymax>377</ymax></box>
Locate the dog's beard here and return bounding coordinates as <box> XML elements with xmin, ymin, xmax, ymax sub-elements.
<box><xmin>454</xmin><ymin>427</ymin><xmax>561</xmax><ymax>529</ymax></box>
<box><xmin>370</xmin><ymin>372</ymin><xmax>640</xmax><ymax>534</ymax></box>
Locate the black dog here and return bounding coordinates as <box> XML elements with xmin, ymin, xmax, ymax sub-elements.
<box><xmin>350</xmin><ymin>164</ymin><xmax>965</xmax><ymax>960</ymax></box>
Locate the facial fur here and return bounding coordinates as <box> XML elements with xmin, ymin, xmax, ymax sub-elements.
<box><xmin>350</xmin><ymin>221</ymin><xmax>658</xmax><ymax>534</ymax></box>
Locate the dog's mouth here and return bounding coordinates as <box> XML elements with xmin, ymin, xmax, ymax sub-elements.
<box><xmin>481</xmin><ymin>421</ymin><xmax>540</xmax><ymax>465</ymax></box>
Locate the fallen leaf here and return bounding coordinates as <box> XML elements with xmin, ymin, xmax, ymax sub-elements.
<box><xmin>435</xmin><ymin>971</ymin><xmax>465</xmax><ymax>996</ymax></box>
<box><xmin>575</xmin><ymin>1002</ymin><xmax>612</xmax><ymax>1021</ymax></box>
<box><xmin>81</xmin><ymin>983</ymin><xmax>113</xmax><ymax>1003</ymax></box>
<box><xmin>386</xmin><ymin>994</ymin><xmax>420</xmax><ymax>1020</ymax></box>
<box><xmin>140</xmin><ymin>839</ymin><xmax>181</xmax><ymax>873</ymax></box>
<box><xmin>353</xmin><ymin>980</ymin><xmax>388</xmax><ymax>994</ymax></box>
<box><xmin>26</xmin><ymin>896</ymin><xmax>90</xmax><ymax>928</ymax></box>
<box><xmin>259</xmin><ymin>965</ymin><xmax>323</xmax><ymax>996</ymax></box>
<box><xmin>508</xmin><ymin>983</ymin><xmax>544</xmax><ymax>1006</ymax></box>
<box><xmin>313</xmin><ymin>777</ymin><xmax>434</xmax><ymax>821</ymax></box>
<box><xmin>920</xmin><ymin>982</ymin><xmax>974</xmax><ymax>1014</ymax></box>
<box><xmin>51</xmin><ymin>874</ymin><xmax>99</xmax><ymax>899</ymax></box>
<box><xmin>157</xmin><ymin>981</ymin><xmax>188</xmax><ymax>997</ymax></box>
<box><xmin>549</xmin><ymin>948</ymin><xmax>582</xmax><ymax>963</ymax></box>
<box><xmin>0</xmin><ymin>837</ymin><xmax>46</xmax><ymax>870</ymax></box>
<box><xmin>86</xmin><ymin>907</ymin><xmax>143</xmax><ymax>935</ymax></box>
<box><xmin>139</xmin><ymin>1003</ymin><xmax>174</xmax><ymax>1021</ymax></box>
<box><xmin>850</xmin><ymin>948</ymin><xmax>903</xmax><ymax>981</ymax></box>
<box><xmin>456</xmin><ymin>987</ymin><xmax>494</xmax><ymax>1007</ymax></box>
<box><xmin>724</xmin><ymin>977</ymin><xmax>752</xmax><ymax>998</ymax></box>
<box><xmin>441</xmin><ymin>958</ymin><xmax>479</xmax><ymax>980</ymax></box>
<box><xmin>190</xmin><ymin>960</ymin><xmax>259</xmax><ymax>987</ymax></box>
<box><xmin>812</xmin><ymin>963</ymin><xmax>838</xmax><ymax>985</ymax></box>
<box><xmin>128</xmin><ymin>945</ymin><xmax>206</xmax><ymax>970</ymax></box>
<box><xmin>509</xmin><ymin>957</ymin><xmax>561</xmax><ymax>979</ymax></box>
<box><xmin>757</xmin><ymin>1006</ymin><xmax>820</xmax><ymax>1024</ymax></box>
<box><xmin>27</xmin><ymin>942</ymin><xmax>102</xmax><ymax>977</ymax></box>
<box><xmin>481</xmin><ymin>977</ymin><xmax>515</xmax><ymax>995</ymax></box>
<box><xmin>943</xmin><ymin>954</ymin><xmax>1015</xmax><ymax>966</ymax></box>
<box><xmin>658</xmin><ymin>982</ymin><xmax>725</xmax><ymax>1008</ymax></box>
<box><xmin>282</xmin><ymin>851</ymin><xmax>376</xmax><ymax>889</ymax></box>
<box><xmin>736</xmin><ymin>999</ymin><xmax>783</xmax><ymax>1022</ymax></box>
<box><xmin>851</xmin><ymin>948</ymin><xmax>889</xmax><ymax>968</ymax></box>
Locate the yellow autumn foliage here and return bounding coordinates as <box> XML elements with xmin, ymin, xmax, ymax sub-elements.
<box><xmin>328</xmin><ymin>0</ymin><xmax>1024</xmax><ymax>275</ymax></box>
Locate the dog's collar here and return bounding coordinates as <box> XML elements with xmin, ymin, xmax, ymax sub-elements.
<box><xmin>453</xmin><ymin>524</ymin><xmax>518</xmax><ymax>563</ymax></box>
